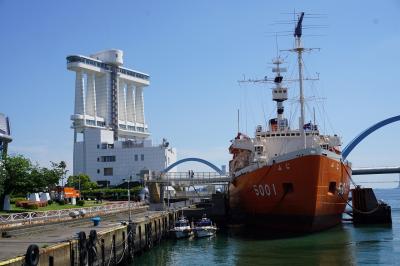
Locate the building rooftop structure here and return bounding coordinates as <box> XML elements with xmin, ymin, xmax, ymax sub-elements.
<box><xmin>67</xmin><ymin>50</ymin><xmax>176</xmax><ymax>185</ymax></box>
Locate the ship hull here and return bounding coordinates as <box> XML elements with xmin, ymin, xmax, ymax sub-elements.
<box><xmin>229</xmin><ymin>154</ymin><xmax>351</xmax><ymax>233</ymax></box>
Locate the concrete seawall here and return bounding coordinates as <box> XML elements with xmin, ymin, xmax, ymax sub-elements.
<box><xmin>0</xmin><ymin>210</ymin><xmax>180</xmax><ymax>266</ymax></box>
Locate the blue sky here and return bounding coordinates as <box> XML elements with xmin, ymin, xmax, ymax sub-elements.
<box><xmin>1</xmin><ymin>0</ymin><xmax>399</xmax><ymax>187</ymax></box>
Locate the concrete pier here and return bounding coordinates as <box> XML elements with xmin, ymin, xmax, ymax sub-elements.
<box><xmin>0</xmin><ymin>208</ymin><xmax>180</xmax><ymax>266</ymax></box>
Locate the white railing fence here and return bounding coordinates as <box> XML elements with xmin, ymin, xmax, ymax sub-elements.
<box><xmin>0</xmin><ymin>202</ymin><xmax>146</xmax><ymax>226</ymax></box>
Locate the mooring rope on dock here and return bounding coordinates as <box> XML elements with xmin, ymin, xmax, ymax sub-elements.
<box><xmin>105</xmin><ymin>240</ymin><xmax>114</xmax><ymax>266</ymax></box>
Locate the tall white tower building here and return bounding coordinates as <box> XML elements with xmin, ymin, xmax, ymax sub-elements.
<box><xmin>67</xmin><ymin>50</ymin><xmax>176</xmax><ymax>186</ymax></box>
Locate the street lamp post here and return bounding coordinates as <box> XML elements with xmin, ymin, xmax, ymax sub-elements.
<box><xmin>78</xmin><ymin>175</ymin><xmax>81</xmax><ymax>200</ymax></box>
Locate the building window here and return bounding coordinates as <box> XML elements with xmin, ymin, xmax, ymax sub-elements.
<box><xmin>134</xmin><ymin>154</ymin><xmax>138</xmax><ymax>161</ymax></box>
<box><xmin>97</xmin><ymin>169</ymin><xmax>100</xmax><ymax>174</ymax></box>
<box><xmin>101</xmin><ymin>156</ymin><xmax>116</xmax><ymax>162</ymax></box>
<box><xmin>141</xmin><ymin>154</ymin><xmax>144</xmax><ymax>161</ymax></box>
<box><xmin>97</xmin><ymin>157</ymin><xmax>100</xmax><ymax>162</ymax></box>
<box><xmin>101</xmin><ymin>143</ymin><xmax>107</xmax><ymax>149</ymax></box>
<box><xmin>107</xmin><ymin>144</ymin><xmax>114</xmax><ymax>149</ymax></box>
<box><xmin>97</xmin><ymin>121</ymin><xmax>105</xmax><ymax>127</ymax></box>
<box><xmin>104</xmin><ymin>168</ymin><xmax>113</xmax><ymax>176</ymax></box>
<box><xmin>85</xmin><ymin>119</ymin><xmax>96</xmax><ymax>126</ymax></box>
<box><xmin>97</xmin><ymin>144</ymin><xmax>100</xmax><ymax>149</ymax></box>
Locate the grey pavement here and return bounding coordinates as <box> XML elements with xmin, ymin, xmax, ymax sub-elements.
<box><xmin>0</xmin><ymin>210</ymin><xmax>153</xmax><ymax>261</ymax></box>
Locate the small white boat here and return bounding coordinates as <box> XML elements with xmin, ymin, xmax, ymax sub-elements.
<box><xmin>193</xmin><ymin>215</ymin><xmax>217</xmax><ymax>238</ymax></box>
<box><xmin>170</xmin><ymin>216</ymin><xmax>193</xmax><ymax>239</ymax></box>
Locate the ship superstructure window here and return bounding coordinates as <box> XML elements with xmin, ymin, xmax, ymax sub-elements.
<box><xmin>255</xmin><ymin>146</ymin><xmax>263</xmax><ymax>155</ymax></box>
<box><xmin>104</xmin><ymin>168</ymin><xmax>113</xmax><ymax>176</ymax></box>
<box><xmin>101</xmin><ymin>156</ymin><xmax>116</xmax><ymax>162</ymax></box>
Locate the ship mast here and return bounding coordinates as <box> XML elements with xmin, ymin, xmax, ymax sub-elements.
<box><xmin>294</xmin><ymin>12</ymin><xmax>306</xmax><ymax>148</ymax></box>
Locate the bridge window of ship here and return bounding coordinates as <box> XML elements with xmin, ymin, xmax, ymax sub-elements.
<box><xmin>328</xmin><ymin>182</ymin><xmax>337</xmax><ymax>194</ymax></box>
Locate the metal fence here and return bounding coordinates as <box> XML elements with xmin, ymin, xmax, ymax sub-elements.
<box><xmin>0</xmin><ymin>202</ymin><xmax>145</xmax><ymax>226</ymax></box>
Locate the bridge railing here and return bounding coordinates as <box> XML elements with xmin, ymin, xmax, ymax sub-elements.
<box><xmin>150</xmin><ymin>172</ymin><xmax>225</xmax><ymax>180</ymax></box>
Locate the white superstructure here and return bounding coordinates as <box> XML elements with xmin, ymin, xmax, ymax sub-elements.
<box><xmin>67</xmin><ymin>50</ymin><xmax>176</xmax><ymax>185</ymax></box>
<box><xmin>230</xmin><ymin>13</ymin><xmax>342</xmax><ymax>177</ymax></box>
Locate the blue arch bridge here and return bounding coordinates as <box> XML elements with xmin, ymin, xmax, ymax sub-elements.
<box><xmin>145</xmin><ymin>115</ymin><xmax>400</xmax><ymax>190</ymax></box>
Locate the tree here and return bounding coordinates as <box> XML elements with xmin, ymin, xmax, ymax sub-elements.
<box><xmin>55</xmin><ymin>161</ymin><xmax>67</xmax><ymax>187</ymax></box>
<box><xmin>29</xmin><ymin>163</ymin><xmax>64</xmax><ymax>192</ymax></box>
<box><xmin>66</xmin><ymin>174</ymin><xmax>98</xmax><ymax>191</ymax></box>
<box><xmin>0</xmin><ymin>156</ymin><xmax>65</xmax><ymax>210</ymax></box>
<box><xmin>0</xmin><ymin>155</ymin><xmax>32</xmax><ymax>210</ymax></box>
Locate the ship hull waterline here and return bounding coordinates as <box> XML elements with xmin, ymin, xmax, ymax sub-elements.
<box><xmin>228</xmin><ymin>154</ymin><xmax>351</xmax><ymax>233</ymax></box>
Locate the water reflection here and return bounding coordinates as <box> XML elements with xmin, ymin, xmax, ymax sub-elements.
<box><xmin>232</xmin><ymin>225</ymin><xmax>356</xmax><ymax>265</ymax></box>
<box><xmin>135</xmin><ymin>189</ymin><xmax>399</xmax><ymax>266</ymax></box>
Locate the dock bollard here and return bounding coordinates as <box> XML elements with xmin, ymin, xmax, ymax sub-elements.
<box><xmin>91</xmin><ymin>216</ymin><xmax>101</xmax><ymax>226</ymax></box>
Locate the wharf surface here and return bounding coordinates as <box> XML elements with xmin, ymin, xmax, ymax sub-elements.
<box><xmin>0</xmin><ymin>206</ymin><xmax>179</xmax><ymax>266</ymax></box>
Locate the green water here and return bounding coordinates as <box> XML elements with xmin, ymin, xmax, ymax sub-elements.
<box><xmin>135</xmin><ymin>189</ymin><xmax>400</xmax><ymax>265</ymax></box>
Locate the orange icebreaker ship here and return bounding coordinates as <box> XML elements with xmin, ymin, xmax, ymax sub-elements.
<box><xmin>228</xmin><ymin>13</ymin><xmax>352</xmax><ymax>232</ymax></box>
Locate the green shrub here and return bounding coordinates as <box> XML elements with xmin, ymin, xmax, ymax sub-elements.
<box><xmin>24</xmin><ymin>203</ymin><xmax>39</xmax><ymax>210</ymax></box>
<box><xmin>10</xmin><ymin>197</ymin><xmax>26</xmax><ymax>204</ymax></box>
<box><xmin>77</xmin><ymin>200</ymin><xmax>85</xmax><ymax>206</ymax></box>
<box><xmin>58</xmin><ymin>200</ymin><xmax>65</xmax><ymax>205</ymax></box>
<box><xmin>81</xmin><ymin>186</ymin><xmax>143</xmax><ymax>201</ymax></box>
<box><xmin>16</xmin><ymin>200</ymin><xmax>29</xmax><ymax>207</ymax></box>
<box><xmin>47</xmin><ymin>200</ymin><xmax>53</xmax><ymax>205</ymax></box>
<box><xmin>38</xmin><ymin>201</ymin><xmax>48</xmax><ymax>207</ymax></box>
